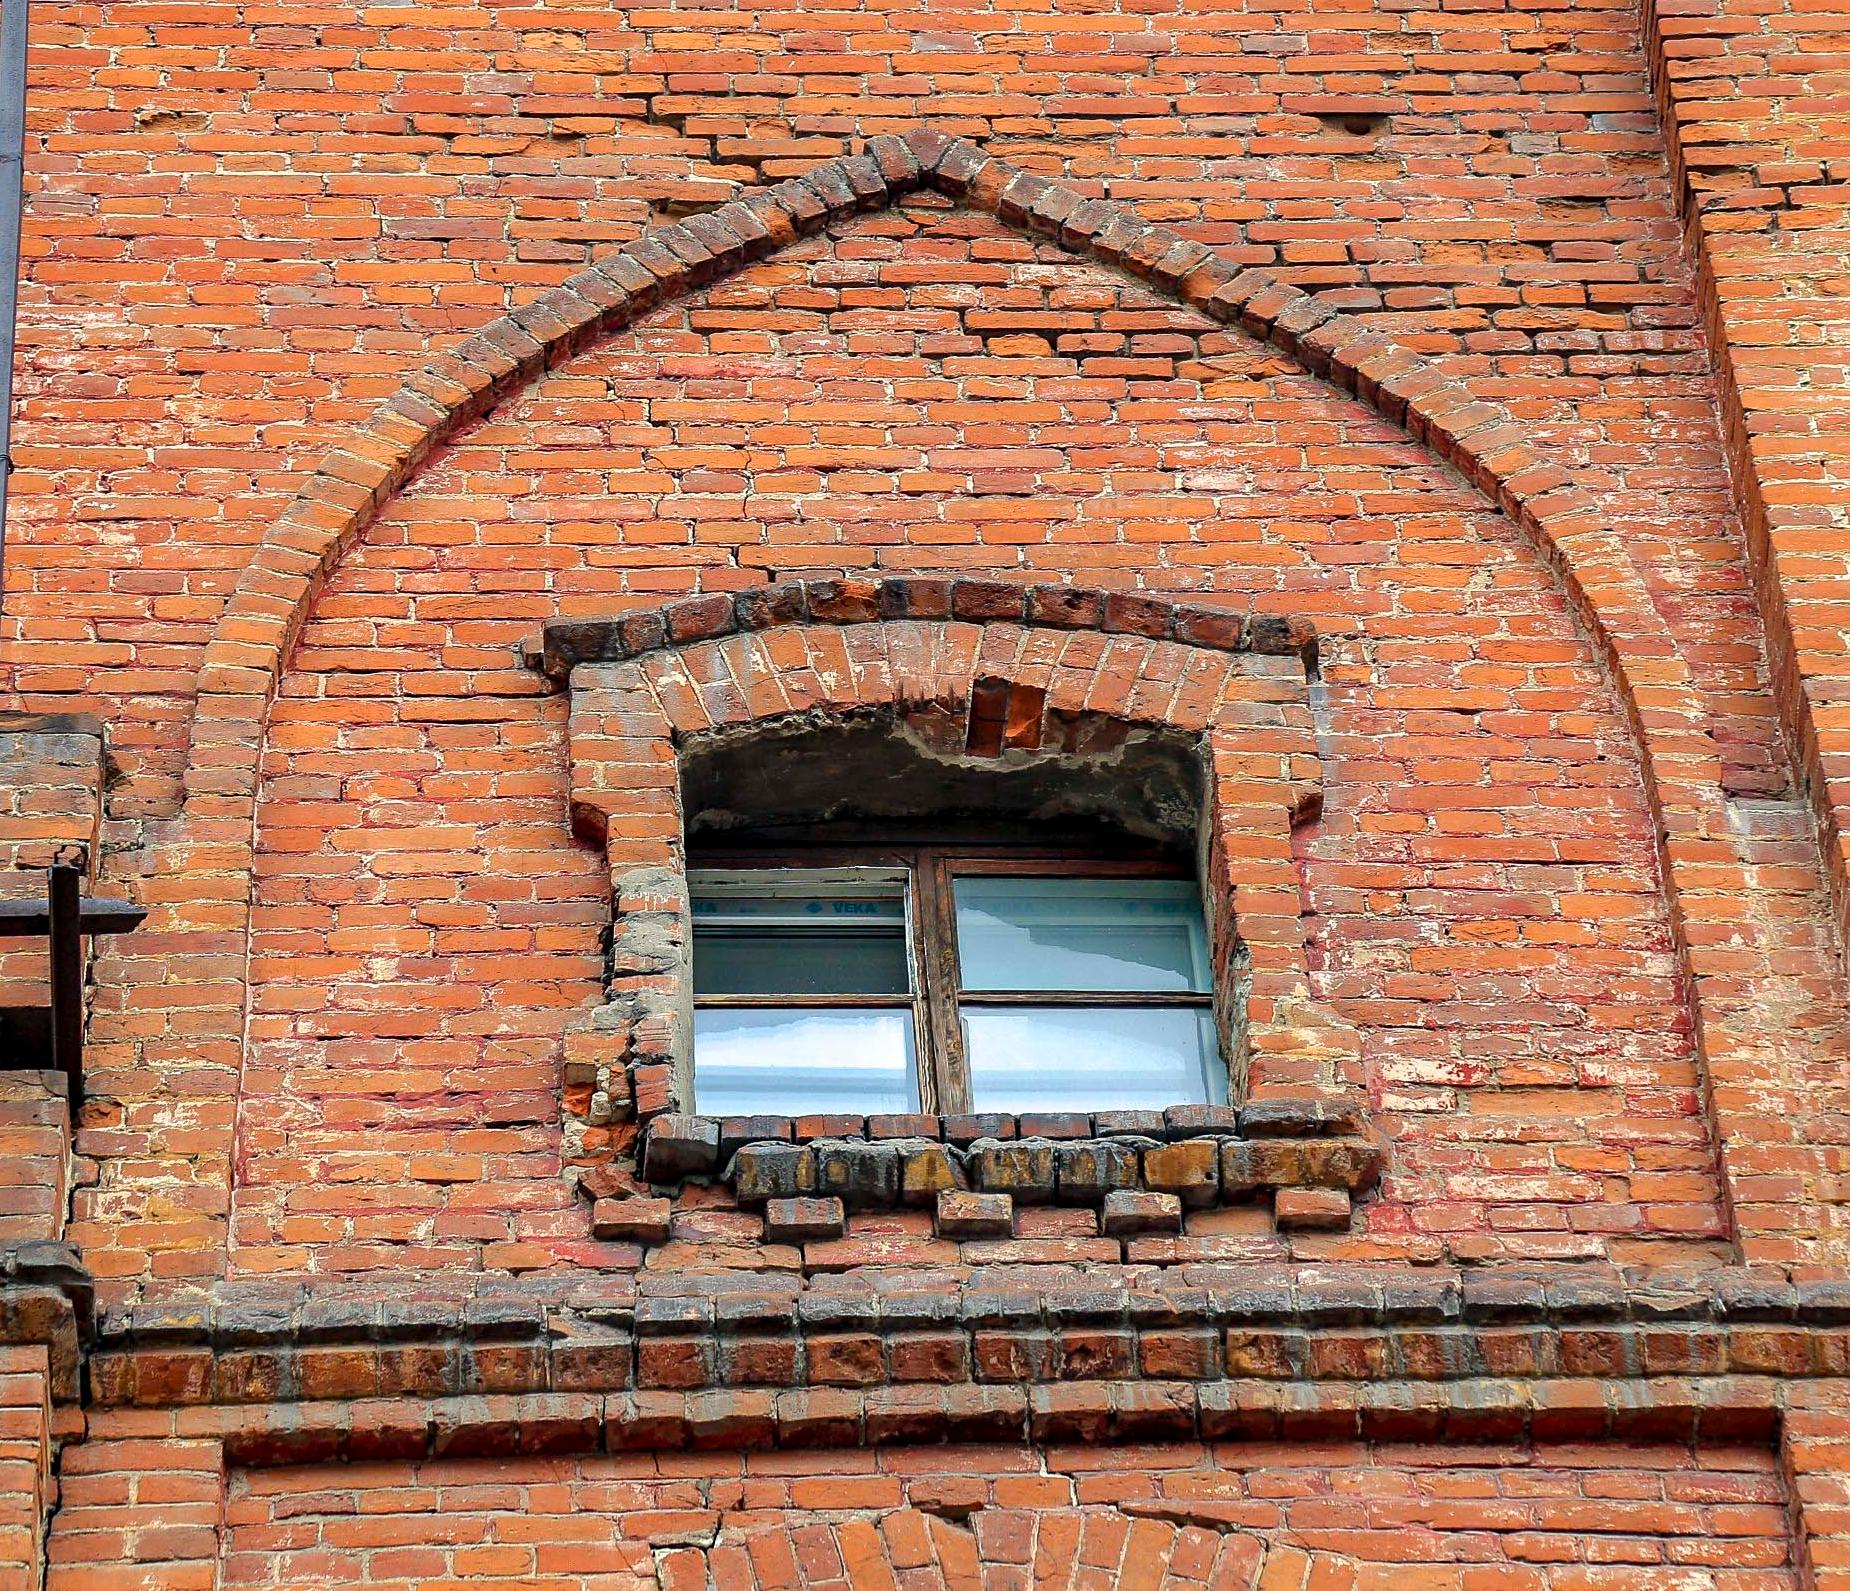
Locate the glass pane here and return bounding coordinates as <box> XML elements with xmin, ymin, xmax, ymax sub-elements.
<box><xmin>694</xmin><ymin>1008</ymin><xmax>918</xmax><ymax>1116</ymax></box>
<box><xmin>964</xmin><ymin>1006</ymin><xmax>1222</xmax><ymax>1113</ymax></box>
<box><xmin>694</xmin><ymin>929</ymin><xmax>911</xmax><ymax>996</ymax></box>
<box><xmin>692</xmin><ymin>878</ymin><xmax>911</xmax><ymax>996</ymax></box>
<box><xmin>954</xmin><ymin>876</ymin><xmax>1210</xmax><ymax>992</ymax></box>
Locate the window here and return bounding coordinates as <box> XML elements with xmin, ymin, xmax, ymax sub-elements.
<box><xmin>690</xmin><ymin>846</ymin><xmax>1222</xmax><ymax>1118</ymax></box>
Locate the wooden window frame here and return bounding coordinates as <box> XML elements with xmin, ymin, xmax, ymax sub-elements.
<box><xmin>689</xmin><ymin>842</ymin><xmax>1215</xmax><ymax>1116</ymax></box>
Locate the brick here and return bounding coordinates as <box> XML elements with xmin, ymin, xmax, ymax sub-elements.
<box><xmin>951</xmin><ymin>578</ymin><xmax>1028</xmax><ymax>622</ymax></box>
<box><xmin>1101</xmin><ymin>1190</ymin><xmax>1183</xmax><ymax>1236</ymax></box>
<box><xmin>1054</xmin><ymin>1139</ymin><xmax>1139</xmax><ymax>1203</ymax></box>
<box><xmin>869</xmin><ymin>1114</ymin><xmax>939</xmax><ymax>1141</ymax></box>
<box><xmin>1163</xmin><ymin>1104</ymin><xmax>1240</xmax><ymax>1139</ymax></box>
<box><xmin>641</xmin><ymin>1116</ymin><xmax>720</xmax><ymax>1181</ymax></box>
<box><xmin>1142</xmin><ymin>1140</ymin><xmax>1220</xmax><ymax>1208</ymax></box>
<box><xmin>763</xmin><ymin>1196</ymin><xmax>846</xmax><ymax>1243</ymax></box>
<box><xmin>1103</xmin><ymin>592</ymin><xmax>1171</xmax><ymax>639</ymax></box>
<box><xmin>716</xmin><ymin>1115</ymin><xmax>795</xmax><ymax>1158</ymax></box>
<box><xmin>942</xmin><ymin>1114</ymin><xmax>1015</xmax><ymax>1145</ymax></box>
<box><xmin>898</xmin><ymin>1142</ymin><xmax>963</xmax><ymax>1206</ymax></box>
<box><xmin>664</xmin><ymin>593</ymin><xmax>736</xmax><ymax>644</ymax></box>
<box><xmin>1239</xmin><ymin>1096</ymin><xmax>1367</xmax><ymax>1139</ymax></box>
<box><xmin>1273</xmin><ymin>1188</ymin><xmax>1353</xmax><ymax>1231</ymax></box>
<box><xmin>1093</xmin><ymin>1110</ymin><xmax>1167</xmax><ymax>1139</ymax></box>
<box><xmin>591</xmin><ymin>1196</ymin><xmax>672</xmax><ymax>1244</ymax></box>
<box><xmin>793</xmin><ymin>1113</ymin><xmax>867</xmax><ymax>1140</ymax></box>
<box><xmin>1300</xmin><ymin>1138</ymin><xmax>1386</xmax><ymax>1193</ymax></box>
<box><xmin>934</xmin><ymin>1190</ymin><xmax>1013</xmax><ymax>1239</ymax></box>
<box><xmin>814</xmin><ymin>1141</ymin><xmax>900</xmax><ymax>1210</ymax></box>
<box><xmin>967</xmin><ymin>1139</ymin><xmax>1057</xmax><ymax>1204</ymax></box>
<box><xmin>730</xmin><ymin>1144</ymin><xmax>817</xmax><ymax>1204</ymax></box>
<box><xmin>1018</xmin><ymin>1112</ymin><xmax>1091</xmax><ymax>1141</ymax></box>
<box><xmin>803</xmin><ymin>579</ymin><xmax>880</xmax><ymax>625</ymax></box>
<box><xmin>733</xmin><ymin>583</ymin><xmax>808</xmax><ymax>632</ymax></box>
<box><xmin>875</xmin><ymin>576</ymin><xmax>953</xmax><ymax>620</ymax></box>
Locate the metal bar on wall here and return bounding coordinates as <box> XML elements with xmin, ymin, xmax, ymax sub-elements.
<box><xmin>0</xmin><ymin>0</ymin><xmax>29</xmax><ymax>616</ymax></box>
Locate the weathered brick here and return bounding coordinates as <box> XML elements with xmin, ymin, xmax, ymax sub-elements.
<box><xmin>1240</xmin><ymin>1097</ymin><xmax>1368</xmax><ymax>1139</ymax></box>
<box><xmin>716</xmin><ymin>1115</ymin><xmax>795</xmax><ymax>1159</ymax></box>
<box><xmin>1142</xmin><ymin>1140</ymin><xmax>1221</xmax><ymax>1208</ymax></box>
<box><xmin>814</xmin><ymin>1141</ymin><xmax>901</xmax><ymax>1210</ymax></box>
<box><xmin>1161</xmin><ymin>1104</ymin><xmax>1238</xmax><ymax>1139</ymax></box>
<box><xmin>730</xmin><ymin>1144</ymin><xmax>817</xmax><ymax>1204</ymax></box>
<box><xmin>1054</xmin><ymin>1140</ymin><xmax>1139</xmax><ymax>1203</ymax></box>
<box><xmin>1101</xmin><ymin>1190</ymin><xmax>1183</xmax><ymax>1236</ymax></box>
<box><xmin>942</xmin><ymin>1114</ymin><xmax>1015</xmax><ymax>1146</ymax></box>
<box><xmin>591</xmin><ymin>1196</ymin><xmax>672</xmax><ymax>1244</ymax></box>
<box><xmin>934</xmin><ymin>1190</ymin><xmax>1014</xmax><ymax>1239</ymax></box>
<box><xmin>641</xmin><ymin>1117</ymin><xmax>720</xmax><ymax>1181</ymax></box>
<box><xmin>763</xmin><ymin>1196</ymin><xmax>846</xmax><ymax>1243</ymax></box>
<box><xmin>968</xmin><ymin>1139</ymin><xmax>1057</xmax><ymax>1204</ymax></box>
<box><xmin>1274</xmin><ymin>1188</ymin><xmax>1353</xmax><ymax>1231</ymax></box>
<box><xmin>898</xmin><ymin>1142</ymin><xmax>964</xmax><ymax>1206</ymax></box>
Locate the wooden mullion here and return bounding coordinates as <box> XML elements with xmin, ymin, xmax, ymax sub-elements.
<box><xmin>910</xmin><ymin>849</ymin><xmax>969</xmax><ymax>1115</ymax></box>
<box><xmin>904</xmin><ymin>848</ymin><xmax>936</xmax><ymax>1114</ymax></box>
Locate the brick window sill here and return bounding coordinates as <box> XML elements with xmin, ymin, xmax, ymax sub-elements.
<box><xmin>636</xmin><ymin>1096</ymin><xmax>1381</xmax><ymax>1221</ymax></box>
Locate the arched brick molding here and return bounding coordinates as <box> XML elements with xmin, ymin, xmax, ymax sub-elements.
<box><xmin>183</xmin><ymin>123</ymin><xmax>1715</xmax><ymax>821</ymax></box>
<box><xmin>102</xmin><ymin>120</ymin><xmax>1833</xmax><ymax>1287</ymax></box>
<box><xmin>672</xmin><ymin>1510</ymin><xmax>1331</xmax><ymax>1590</ymax></box>
<box><xmin>540</xmin><ymin>578</ymin><xmax>1354</xmax><ymax>1189</ymax></box>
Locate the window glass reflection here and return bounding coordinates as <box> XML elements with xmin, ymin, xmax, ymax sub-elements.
<box><xmin>953</xmin><ymin>876</ymin><xmax>1210</xmax><ymax>992</ymax></box>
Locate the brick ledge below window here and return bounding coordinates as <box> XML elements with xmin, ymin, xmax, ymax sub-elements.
<box><xmin>587</xmin><ymin>1094</ymin><xmax>1383</xmax><ymax>1245</ymax></box>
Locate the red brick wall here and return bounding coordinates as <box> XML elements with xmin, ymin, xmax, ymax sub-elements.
<box><xmin>214</xmin><ymin>1443</ymin><xmax>1796</xmax><ymax>1590</ymax></box>
<box><xmin>229</xmin><ymin>203</ymin><xmax>1717</xmax><ymax>1277</ymax></box>
<box><xmin>0</xmin><ymin>1075</ymin><xmax>68</xmax><ymax>1248</ymax></box>
<box><xmin>6</xmin><ymin>0</ymin><xmax>1836</xmax><ymax>1290</ymax></box>
<box><xmin>0</xmin><ymin>1349</ymin><xmax>50</xmax><ymax>1591</ymax></box>
<box><xmin>2</xmin><ymin>0</ymin><xmax>1848</xmax><ymax>1580</ymax></box>
<box><xmin>1644</xmin><ymin>0</ymin><xmax>1850</xmax><ymax>962</ymax></box>
<box><xmin>0</xmin><ymin>0</ymin><xmax>1783</xmax><ymax>804</ymax></box>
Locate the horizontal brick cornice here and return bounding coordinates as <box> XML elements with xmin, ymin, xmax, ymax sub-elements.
<box><xmin>90</xmin><ymin>1268</ymin><xmax>1850</xmax><ymax>1429</ymax></box>
<box><xmin>203</xmin><ymin>1376</ymin><xmax>1795</xmax><ymax>1467</ymax></box>
<box><xmin>104</xmin><ymin>1266</ymin><xmax>1850</xmax><ymax>1346</ymax></box>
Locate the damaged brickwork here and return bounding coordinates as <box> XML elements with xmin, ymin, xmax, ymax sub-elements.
<box><xmin>0</xmin><ymin>0</ymin><xmax>1848</xmax><ymax>1576</ymax></box>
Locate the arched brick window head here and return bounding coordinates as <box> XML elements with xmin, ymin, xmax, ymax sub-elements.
<box><xmin>535</xmin><ymin>578</ymin><xmax>1377</xmax><ymax>1238</ymax></box>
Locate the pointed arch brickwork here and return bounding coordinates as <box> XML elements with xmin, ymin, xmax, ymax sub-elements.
<box><xmin>184</xmin><ymin>123</ymin><xmax>1715</xmax><ymax>823</ymax></box>
<box><xmin>100</xmin><ymin>121</ymin><xmax>1829</xmax><ymax>1284</ymax></box>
